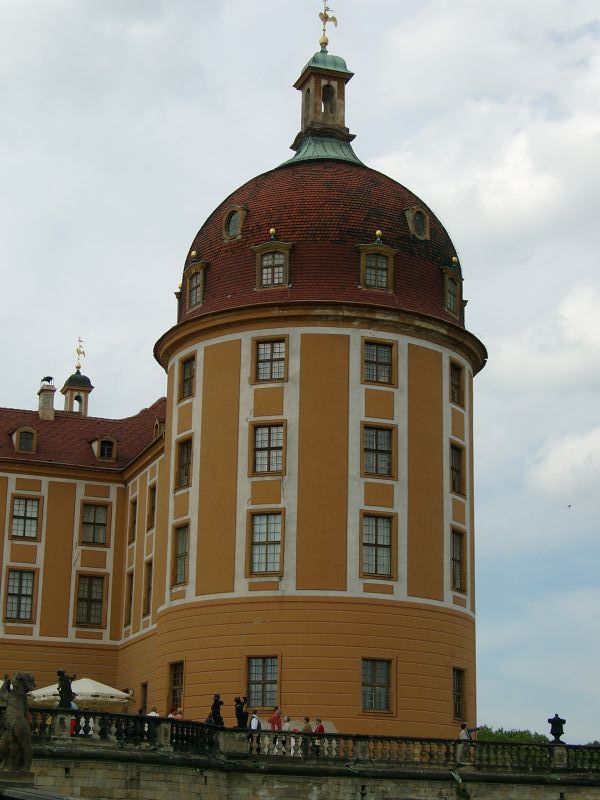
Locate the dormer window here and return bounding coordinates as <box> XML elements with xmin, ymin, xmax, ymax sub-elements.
<box><xmin>405</xmin><ymin>206</ymin><xmax>430</xmax><ymax>240</ymax></box>
<box><xmin>358</xmin><ymin>240</ymin><xmax>398</xmax><ymax>293</ymax></box>
<box><xmin>153</xmin><ymin>419</ymin><xmax>166</xmax><ymax>440</ymax></box>
<box><xmin>183</xmin><ymin>259</ymin><xmax>208</xmax><ymax>311</ymax></box>
<box><xmin>223</xmin><ymin>206</ymin><xmax>246</xmax><ymax>241</ymax></box>
<box><xmin>441</xmin><ymin>259</ymin><xmax>463</xmax><ymax>319</ymax></box>
<box><xmin>92</xmin><ymin>436</ymin><xmax>117</xmax><ymax>462</ymax></box>
<box><xmin>253</xmin><ymin>238</ymin><xmax>292</xmax><ymax>290</ymax></box>
<box><xmin>13</xmin><ymin>427</ymin><xmax>37</xmax><ymax>455</ymax></box>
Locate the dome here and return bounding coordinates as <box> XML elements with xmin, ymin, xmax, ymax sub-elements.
<box><xmin>180</xmin><ymin>158</ymin><xmax>462</xmax><ymax>327</ymax></box>
<box><xmin>301</xmin><ymin>47</ymin><xmax>351</xmax><ymax>75</ymax></box>
<box><xmin>63</xmin><ymin>369</ymin><xmax>92</xmax><ymax>388</ymax></box>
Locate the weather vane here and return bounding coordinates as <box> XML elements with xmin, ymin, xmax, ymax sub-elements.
<box><xmin>319</xmin><ymin>1</ymin><xmax>338</xmax><ymax>48</ymax></box>
<box><xmin>75</xmin><ymin>336</ymin><xmax>86</xmax><ymax>370</ymax></box>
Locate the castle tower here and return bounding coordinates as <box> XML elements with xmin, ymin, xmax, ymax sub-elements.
<box><xmin>148</xmin><ymin>31</ymin><xmax>486</xmax><ymax>737</ymax></box>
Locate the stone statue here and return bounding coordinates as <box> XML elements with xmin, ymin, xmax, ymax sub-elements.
<box><xmin>234</xmin><ymin>696</ymin><xmax>248</xmax><ymax>729</ymax></box>
<box><xmin>0</xmin><ymin>672</ymin><xmax>36</xmax><ymax>773</ymax></box>
<box><xmin>548</xmin><ymin>713</ymin><xmax>566</xmax><ymax>743</ymax></box>
<box><xmin>57</xmin><ymin>670</ymin><xmax>76</xmax><ymax>709</ymax></box>
<box><xmin>210</xmin><ymin>693</ymin><xmax>224</xmax><ymax>727</ymax></box>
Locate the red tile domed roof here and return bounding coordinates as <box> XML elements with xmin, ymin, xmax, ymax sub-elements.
<box><xmin>181</xmin><ymin>159</ymin><xmax>463</xmax><ymax>327</ymax></box>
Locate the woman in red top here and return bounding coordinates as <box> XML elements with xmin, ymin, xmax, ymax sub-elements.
<box><xmin>314</xmin><ymin>718</ymin><xmax>325</xmax><ymax>756</ymax></box>
<box><xmin>268</xmin><ymin>705</ymin><xmax>282</xmax><ymax>753</ymax></box>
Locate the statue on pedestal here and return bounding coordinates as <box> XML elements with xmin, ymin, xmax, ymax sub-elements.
<box><xmin>0</xmin><ymin>672</ymin><xmax>36</xmax><ymax>774</ymax></box>
<box><xmin>57</xmin><ymin>670</ymin><xmax>77</xmax><ymax>709</ymax></box>
<box><xmin>548</xmin><ymin>713</ymin><xmax>566</xmax><ymax>743</ymax></box>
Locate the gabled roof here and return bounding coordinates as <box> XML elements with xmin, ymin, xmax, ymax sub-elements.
<box><xmin>0</xmin><ymin>397</ymin><xmax>166</xmax><ymax>471</ymax></box>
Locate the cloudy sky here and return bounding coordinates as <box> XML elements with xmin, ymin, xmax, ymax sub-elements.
<box><xmin>2</xmin><ymin>0</ymin><xmax>599</xmax><ymax>742</ymax></box>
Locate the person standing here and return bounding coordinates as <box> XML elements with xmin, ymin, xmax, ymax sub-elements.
<box><xmin>281</xmin><ymin>714</ymin><xmax>291</xmax><ymax>755</ymax></box>
<box><xmin>456</xmin><ymin>722</ymin><xmax>471</xmax><ymax>763</ymax></box>
<box><xmin>314</xmin><ymin>717</ymin><xmax>325</xmax><ymax>756</ymax></box>
<box><xmin>248</xmin><ymin>710</ymin><xmax>262</xmax><ymax>753</ymax></box>
<box><xmin>268</xmin><ymin>705</ymin><xmax>282</xmax><ymax>753</ymax></box>
<box><xmin>301</xmin><ymin>716</ymin><xmax>312</xmax><ymax>756</ymax></box>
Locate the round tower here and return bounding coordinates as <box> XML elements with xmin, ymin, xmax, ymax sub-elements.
<box><xmin>152</xmin><ymin>39</ymin><xmax>486</xmax><ymax>737</ymax></box>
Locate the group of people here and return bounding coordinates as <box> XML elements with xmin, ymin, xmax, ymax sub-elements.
<box><xmin>248</xmin><ymin>706</ymin><xmax>326</xmax><ymax>756</ymax></box>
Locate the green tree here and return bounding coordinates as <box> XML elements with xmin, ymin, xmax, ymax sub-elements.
<box><xmin>476</xmin><ymin>725</ymin><xmax>549</xmax><ymax>744</ymax></box>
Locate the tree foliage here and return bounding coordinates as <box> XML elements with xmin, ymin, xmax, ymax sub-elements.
<box><xmin>476</xmin><ymin>725</ymin><xmax>549</xmax><ymax>744</ymax></box>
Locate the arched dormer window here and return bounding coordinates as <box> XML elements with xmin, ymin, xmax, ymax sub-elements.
<box><xmin>183</xmin><ymin>258</ymin><xmax>208</xmax><ymax>311</ymax></box>
<box><xmin>253</xmin><ymin>237</ymin><xmax>293</xmax><ymax>290</ymax></box>
<box><xmin>357</xmin><ymin>239</ymin><xmax>398</xmax><ymax>293</ymax></box>
<box><xmin>13</xmin><ymin>427</ymin><xmax>37</xmax><ymax>454</ymax></box>
<box><xmin>92</xmin><ymin>436</ymin><xmax>117</xmax><ymax>462</ymax></box>
<box><xmin>441</xmin><ymin>258</ymin><xmax>463</xmax><ymax>319</ymax></box>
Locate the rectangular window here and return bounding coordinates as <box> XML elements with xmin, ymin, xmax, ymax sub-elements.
<box><xmin>128</xmin><ymin>500</ymin><xmax>137</xmax><ymax>543</ymax></box>
<box><xmin>256</xmin><ymin>339</ymin><xmax>286</xmax><ymax>382</ymax></box>
<box><xmin>452</xmin><ymin>667</ymin><xmax>465</xmax><ymax>719</ymax></box>
<box><xmin>11</xmin><ymin>497</ymin><xmax>40</xmax><ymax>539</ymax></box>
<box><xmin>362</xmin><ymin>515</ymin><xmax>392</xmax><ymax>578</ymax></box>
<box><xmin>169</xmin><ymin>661</ymin><xmax>184</xmax><ymax>710</ymax></box>
<box><xmin>180</xmin><ymin>357</ymin><xmax>196</xmax><ymax>399</ymax></box>
<box><xmin>18</xmin><ymin>430</ymin><xmax>35</xmax><ymax>452</ymax></box>
<box><xmin>76</xmin><ymin>575</ymin><xmax>105</xmax><ymax>626</ymax></box>
<box><xmin>260</xmin><ymin>252</ymin><xmax>286</xmax><ymax>287</ymax></box>
<box><xmin>253</xmin><ymin>424</ymin><xmax>283</xmax><ymax>474</ymax></box>
<box><xmin>173</xmin><ymin>525</ymin><xmax>189</xmax><ymax>586</ymax></box>
<box><xmin>176</xmin><ymin>440</ymin><xmax>192</xmax><ymax>488</ymax></box>
<box><xmin>365</xmin><ymin>253</ymin><xmax>389</xmax><ymax>289</ymax></box>
<box><xmin>81</xmin><ymin>503</ymin><xmax>108</xmax><ymax>545</ymax></box>
<box><xmin>446</xmin><ymin>277</ymin><xmax>458</xmax><ymax>315</ymax></box>
<box><xmin>6</xmin><ymin>570</ymin><xmax>34</xmax><ymax>621</ymax></box>
<box><xmin>452</xmin><ymin>530</ymin><xmax>465</xmax><ymax>592</ymax></box>
<box><xmin>364</xmin><ymin>341</ymin><xmax>393</xmax><ymax>384</ymax></box>
<box><xmin>124</xmin><ymin>572</ymin><xmax>134</xmax><ymax>626</ymax></box>
<box><xmin>450</xmin><ymin>445</ymin><xmax>464</xmax><ymax>495</ymax></box>
<box><xmin>248</xmin><ymin>656</ymin><xmax>277</xmax><ymax>708</ymax></box>
<box><xmin>188</xmin><ymin>270</ymin><xmax>204</xmax><ymax>308</ymax></box>
<box><xmin>250</xmin><ymin>513</ymin><xmax>282</xmax><ymax>575</ymax></box>
<box><xmin>450</xmin><ymin>363</ymin><xmax>464</xmax><ymax>406</ymax></box>
<box><xmin>362</xmin><ymin>658</ymin><xmax>391</xmax><ymax>711</ymax></box>
<box><xmin>99</xmin><ymin>439</ymin><xmax>114</xmax><ymax>459</ymax></box>
<box><xmin>363</xmin><ymin>426</ymin><xmax>393</xmax><ymax>477</ymax></box>
<box><xmin>147</xmin><ymin>485</ymin><xmax>157</xmax><ymax>530</ymax></box>
<box><xmin>143</xmin><ymin>560</ymin><xmax>153</xmax><ymax>616</ymax></box>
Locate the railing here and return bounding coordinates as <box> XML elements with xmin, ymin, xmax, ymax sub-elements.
<box><xmin>27</xmin><ymin>708</ymin><xmax>600</xmax><ymax>773</ymax></box>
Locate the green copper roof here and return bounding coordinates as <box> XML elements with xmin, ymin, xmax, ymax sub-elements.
<box><xmin>301</xmin><ymin>47</ymin><xmax>352</xmax><ymax>76</ymax></box>
<box><xmin>282</xmin><ymin>135</ymin><xmax>363</xmax><ymax>166</ymax></box>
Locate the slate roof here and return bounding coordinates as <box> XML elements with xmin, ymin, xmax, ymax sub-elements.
<box><xmin>0</xmin><ymin>397</ymin><xmax>166</xmax><ymax>471</ymax></box>
<box><xmin>181</xmin><ymin>159</ymin><xmax>463</xmax><ymax>327</ymax></box>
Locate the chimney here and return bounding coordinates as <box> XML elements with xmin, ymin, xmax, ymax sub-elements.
<box><xmin>38</xmin><ymin>377</ymin><xmax>56</xmax><ymax>421</ymax></box>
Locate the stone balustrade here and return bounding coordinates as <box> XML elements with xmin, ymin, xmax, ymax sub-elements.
<box><xmin>26</xmin><ymin>708</ymin><xmax>600</xmax><ymax>774</ymax></box>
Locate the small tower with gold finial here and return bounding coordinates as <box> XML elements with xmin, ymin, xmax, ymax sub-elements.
<box><xmin>288</xmin><ymin>2</ymin><xmax>361</xmax><ymax>164</ymax></box>
<box><xmin>61</xmin><ymin>337</ymin><xmax>94</xmax><ymax>415</ymax></box>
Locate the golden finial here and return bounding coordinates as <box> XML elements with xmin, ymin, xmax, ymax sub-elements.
<box><xmin>269</xmin><ymin>227</ymin><xmax>276</xmax><ymax>239</ymax></box>
<box><xmin>451</xmin><ymin>256</ymin><xmax>459</xmax><ymax>266</ymax></box>
<box><xmin>375</xmin><ymin>229</ymin><xmax>383</xmax><ymax>239</ymax></box>
<box><xmin>319</xmin><ymin>2</ymin><xmax>338</xmax><ymax>48</ymax></box>
<box><xmin>190</xmin><ymin>250</ymin><xmax>197</xmax><ymax>258</ymax></box>
<box><xmin>75</xmin><ymin>337</ymin><xmax>86</xmax><ymax>371</ymax></box>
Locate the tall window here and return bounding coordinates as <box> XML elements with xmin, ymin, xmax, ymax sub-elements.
<box><xmin>250</xmin><ymin>513</ymin><xmax>282</xmax><ymax>574</ymax></box>
<box><xmin>143</xmin><ymin>561</ymin><xmax>153</xmax><ymax>616</ymax></box>
<box><xmin>446</xmin><ymin>277</ymin><xmax>458</xmax><ymax>314</ymax></box>
<box><xmin>99</xmin><ymin>439</ymin><xmax>114</xmax><ymax>459</ymax></box>
<box><xmin>17</xmin><ymin>430</ymin><xmax>35</xmax><ymax>452</ymax></box>
<box><xmin>128</xmin><ymin>500</ymin><xmax>137</xmax><ymax>543</ymax></box>
<box><xmin>173</xmin><ymin>525</ymin><xmax>189</xmax><ymax>586</ymax></box>
<box><xmin>452</xmin><ymin>530</ymin><xmax>465</xmax><ymax>591</ymax></box>
<box><xmin>450</xmin><ymin>445</ymin><xmax>464</xmax><ymax>494</ymax></box>
<box><xmin>81</xmin><ymin>504</ymin><xmax>108</xmax><ymax>545</ymax></box>
<box><xmin>169</xmin><ymin>662</ymin><xmax>184</xmax><ymax>710</ymax></box>
<box><xmin>260</xmin><ymin>252</ymin><xmax>286</xmax><ymax>287</ymax></box>
<box><xmin>188</xmin><ymin>270</ymin><xmax>204</xmax><ymax>308</ymax></box>
<box><xmin>11</xmin><ymin>497</ymin><xmax>39</xmax><ymax>538</ymax></box>
<box><xmin>365</xmin><ymin>253</ymin><xmax>389</xmax><ymax>289</ymax></box>
<box><xmin>248</xmin><ymin>656</ymin><xmax>277</xmax><ymax>708</ymax></box>
<box><xmin>452</xmin><ymin>667</ymin><xmax>465</xmax><ymax>719</ymax></box>
<box><xmin>180</xmin><ymin>357</ymin><xmax>195</xmax><ymax>399</ymax></box>
<box><xmin>450</xmin><ymin>363</ymin><xmax>464</xmax><ymax>405</ymax></box>
<box><xmin>177</xmin><ymin>440</ymin><xmax>192</xmax><ymax>488</ymax></box>
<box><xmin>362</xmin><ymin>659</ymin><xmax>391</xmax><ymax>711</ymax></box>
<box><xmin>6</xmin><ymin>570</ymin><xmax>34</xmax><ymax>621</ymax></box>
<box><xmin>256</xmin><ymin>339</ymin><xmax>286</xmax><ymax>382</ymax></box>
<box><xmin>254</xmin><ymin>425</ymin><xmax>283</xmax><ymax>473</ymax></box>
<box><xmin>364</xmin><ymin>427</ymin><xmax>392</xmax><ymax>477</ymax></box>
<box><xmin>364</xmin><ymin>341</ymin><xmax>393</xmax><ymax>384</ymax></box>
<box><xmin>124</xmin><ymin>572</ymin><xmax>134</xmax><ymax>626</ymax></box>
<box><xmin>147</xmin><ymin>485</ymin><xmax>157</xmax><ymax>530</ymax></box>
<box><xmin>76</xmin><ymin>575</ymin><xmax>104</xmax><ymax>626</ymax></box>
<box><xmin>362</xmin><ymin>516</ymin><xmax>392</xmax><ymax>577</ymax></box>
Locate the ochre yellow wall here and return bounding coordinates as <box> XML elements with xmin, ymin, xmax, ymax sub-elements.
<box><xmin>40</xmin><ymin>482</ymin><xmax>76</xmax><ymax>638</ymax></box>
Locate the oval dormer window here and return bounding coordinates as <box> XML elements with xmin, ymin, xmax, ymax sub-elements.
<box><xmin>413</xmin><ymin>210</ymin><xmax>426</xmax><ymax>238</ymax></box>
<box><xmin>226</xmin><ymin>210</ymin><xmax>241</xmax><ymax>238</ymax></box>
